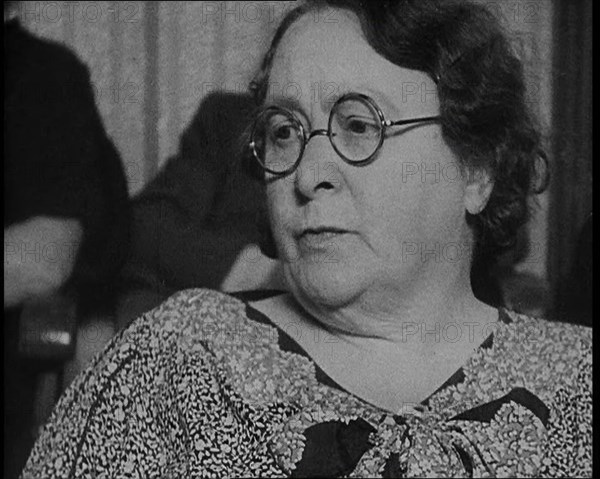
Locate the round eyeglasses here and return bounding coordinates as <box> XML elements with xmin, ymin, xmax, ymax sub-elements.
<box><xmin>249</xmin><ymin>92</ymin><xmax>440</xmax><ymax>176</ymax></box>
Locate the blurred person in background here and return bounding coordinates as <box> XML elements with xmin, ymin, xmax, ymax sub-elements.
<box><xmin>4</xmin><ymin>2</ymin><xmax>129</xmax><ymax>477</ymax></box>
<box><xmin>115</xmin><ymin>92</ymin><xmax>285</xmax><ymax>329</ymax></box>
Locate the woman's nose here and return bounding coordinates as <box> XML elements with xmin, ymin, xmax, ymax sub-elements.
<box><xmin>293</xmin><ymin>130</ymin><xmax>343</xmax><ymax>199</ymax></box>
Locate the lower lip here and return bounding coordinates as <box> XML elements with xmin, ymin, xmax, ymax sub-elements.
<box><xmin>298</xmin><ymin>231</ymin><xmax>349</xmax><ymax>250</ymax></box>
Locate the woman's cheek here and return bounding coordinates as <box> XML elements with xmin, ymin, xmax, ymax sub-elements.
<box><xmin>268</xmin><ymin>196</ymin><xmax>296</xmax><ymax>259</ymax></box>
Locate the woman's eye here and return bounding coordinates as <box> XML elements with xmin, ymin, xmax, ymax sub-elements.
<box><xmin>273</xmin><ymin>125</ymin><xmax>292</xmax><ymax>140</ymax></box>
<box><xmin>347</xmin><ymin>119</ymin><xmax>368</xmax><ymax>134</ymax></box>
<box><xmin>266</xmin><ymin>119</ymin><xmax>297</xmax><ymax>145</ymax></box>
<box><xmin>343</xmin><ymin>117</ymin><xmax>377</xmax><ymax>135</ymax></box>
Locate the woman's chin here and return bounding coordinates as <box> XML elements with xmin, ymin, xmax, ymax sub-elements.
<box><xmin>284</xmin><ymin>261</ymin><xmax>369</xmax><ymax>311</ymax></box>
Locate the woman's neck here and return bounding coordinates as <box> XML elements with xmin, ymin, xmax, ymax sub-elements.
<box><xmin>252</xmin><ymin>271</ymin><xmax>499</xmax><ymax>412</ymax></box>
<box><xmin>290</xmin><ymin>260</ymin><xmax>497</xmax><ymax>359</ymax></box>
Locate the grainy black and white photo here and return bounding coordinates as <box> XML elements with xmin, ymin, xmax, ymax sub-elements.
<box><xmin>4</xmin><ymin>1</ymin><xmax>592</xmax><ymax>477</ymax></box>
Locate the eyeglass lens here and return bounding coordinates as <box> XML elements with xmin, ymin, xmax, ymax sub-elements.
<box><xmin>253</xmin><ymin>96</ymin><xmax>383</xmax><ymax>174</ymax></box>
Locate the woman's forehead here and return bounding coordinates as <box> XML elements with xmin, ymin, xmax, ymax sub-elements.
<box><xmin>266</xmin><ymin>12</ymin><xmax>439</xmax><ymax>119</ymax></box>
<box><xmin>267</xmin><ymin>9</ymin><xmax>438</xmax><ymax>115</ymax></box>
<box><xmin>271</xmin><ymin>11</ymin><xmax>377</xmax><ymax>82</ymax></box>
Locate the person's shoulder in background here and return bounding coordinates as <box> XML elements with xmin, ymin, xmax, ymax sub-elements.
<box><xmin>5</xmin><ymin>18</ymin><xmax>131</xmax><ymax>311</ymax></box>
<box><xmin>4</xmin><ymin>18</ymin><xmax>91</xmax><ymax>85</ymax></box>
<box><xmin>4</xmin><ymin>18</ymin><xmax>96</xmax><ymax>133</ymax></box>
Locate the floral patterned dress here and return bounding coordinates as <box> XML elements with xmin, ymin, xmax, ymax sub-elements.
<box><xmin>22</xmin><ymin>289</ymin><xmax>592</xmax><ymax>478</ymax></box>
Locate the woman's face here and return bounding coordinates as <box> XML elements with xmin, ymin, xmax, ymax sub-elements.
<box><xmin>266</xmin><ymin>10</ymin><xmax>475</xmax><ymax>311</ymax></box>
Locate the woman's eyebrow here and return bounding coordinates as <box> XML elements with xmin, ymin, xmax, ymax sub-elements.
<box><xmin>264</xmin><ymin>95</ymin><xmax>304</xmax><ymax>112</ymax></box>
<box><xmin>267</xmin><ymin>86</ymin><xmax>406</xmax><ymax>120</ymax></box>
<box><xmin>263</xmin><ymin>95</ymin><xmax>311</xmax><ymax>128</ymax></box>
<box><xmin>321</xmin><ymin>85</ymin><xmax>403</xmax><ymax>118</ymax></box>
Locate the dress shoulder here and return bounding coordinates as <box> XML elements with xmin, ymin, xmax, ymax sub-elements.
<box><xmin>22</xmin><ymin>288</ymin><xmax>247</xmax><ymax>479</ymax></box>
<box><xmin>498</xmin><ymin>310</ymin><xmax>592</xmax><ymax>477</ymax></box>
<box><xmin>500</xmin><ymin>309</ymin><xmax>591</xmax><ymax>368</ymax></box>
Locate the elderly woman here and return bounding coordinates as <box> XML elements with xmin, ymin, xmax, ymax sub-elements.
<box><xmin>23</xmin><ymin>1</ymin><xmax>590</xmax><ymax>477</ymax></box>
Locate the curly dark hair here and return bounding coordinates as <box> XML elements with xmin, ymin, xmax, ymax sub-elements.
<box><xmin>246</xmin><ymin>0</ymin><xmax>548</xmax><ymax>262</ymax></box>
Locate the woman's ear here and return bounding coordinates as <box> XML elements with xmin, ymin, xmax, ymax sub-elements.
<box><xmin>464</xmin><ymin>167</ymin><xmax>494</xmax><ymax>214</ymax></box>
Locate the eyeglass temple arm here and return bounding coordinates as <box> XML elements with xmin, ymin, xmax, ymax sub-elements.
<box><xmin>384</xmin><ymin>116</ymin><xmax>440</xmax><ymax>127</ymax></box>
